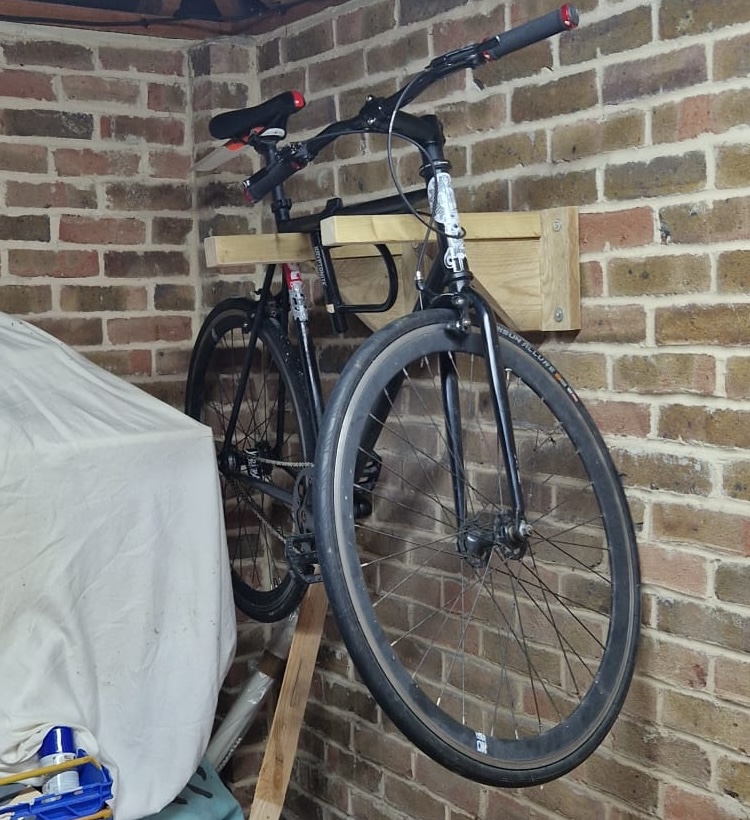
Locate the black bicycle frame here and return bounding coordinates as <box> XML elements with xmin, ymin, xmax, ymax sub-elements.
<box><xmin>218</xmin><ymin>80</ymin><xmax>534</xmax><ymax>549</ymax></box>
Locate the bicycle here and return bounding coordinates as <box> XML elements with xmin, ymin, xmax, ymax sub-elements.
<box><xmin>185</xmin><ymin>4</ymin><xmax>640</xmax><ymax>788</ymax></box>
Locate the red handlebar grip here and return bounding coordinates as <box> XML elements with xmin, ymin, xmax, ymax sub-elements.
<box><xmin>561</xmin><ymin>4</ymin><xmax>580</xmax><ymax>29</ymax></box>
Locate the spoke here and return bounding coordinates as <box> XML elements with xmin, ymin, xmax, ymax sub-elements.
<box><xmin>506</xmin><ymin>564</ymin><xmax>546</xmax><ymax>732</ymax></box>
<box><xmin>435</xmin><ymin>566</ymin><xmax>485</xmax><ymax>719</ymax></box>
<box><xmin>515</xmin><ymin>558</ymin><xmax>603</xmax><ymax>684</ymax></box>
<box><xmin>478</xmin><ymin>567</ymin><xmax>567</xmax><ymax>729</ymax></box>
<box><xmin>358</xmin><ymin>444</ymin><xmax>457</xmax><ymax>531</ymax></box>
<box><xmin>356</xmin><ymin>526</ymin><xmax>456</xmax><ymax>569</ymax></box>
<box><xmin>532</xmin><ymin>527</ymin><xmax>611</xmax><ymax>582</ymax></box>
<box><xmin>489</xmin><ymin>561</ymin><xmax>610</xmax><ymax>619</ymax></box>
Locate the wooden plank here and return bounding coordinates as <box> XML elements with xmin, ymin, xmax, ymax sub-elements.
<box><xmin>204</xmin><ymin>234</ymin><xmax>404</xmax><ymax>268</ymax></box>
<box><xmin>468</xmin><ymin>239</ymin><xmax>542</xmax><ymax>331</ymax></box>
<box><xmin>248</xmin><ymin>583</ymin><xmax>328</xmax><ymax>820</ymax></box>
<box><xmin>461</xmin><ymin>212</ymin><xmax>542</xmax><ymax>240</ymax></box>
<box><xmin>205</xmin><ymin>233</ymin><xmax>315</xmax><ymax>267</ymax></box>
<box><xmin>320</xmin><ymin>211</ymin><xmax>542</xmax><ymax>246</ymax></box>
<box><xmin>539</xmin><ymin>207</ymin><xmax>580</xmax><ymax>331</ymax></box>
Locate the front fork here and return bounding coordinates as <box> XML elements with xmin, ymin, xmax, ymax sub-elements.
<box><xmin>428</xmin><ymin>169</ymin><xmax>530</xmax><ymax>554</ymax></box>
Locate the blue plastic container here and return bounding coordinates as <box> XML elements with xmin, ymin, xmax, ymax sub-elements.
<box><xmin>0</xmin><ymin>753</ymin><xmax>113</xmax><ymax>820</ymax></box>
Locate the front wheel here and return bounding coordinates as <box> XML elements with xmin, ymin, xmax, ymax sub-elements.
<box><xmin>185</xmin><ymin>298</ymin><xmax>314</xmax><ymax>622</ymax></box>
<box><xmin>313</xmin><ymin>308</ymin><xmax>640</xmax><ymax>786</ymax></box>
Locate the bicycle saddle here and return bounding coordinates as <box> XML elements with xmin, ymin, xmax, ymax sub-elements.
<box><xmin>209</xmin><ymin>91</ymin><xmax>306</xmax><ymax>141</ymax></box>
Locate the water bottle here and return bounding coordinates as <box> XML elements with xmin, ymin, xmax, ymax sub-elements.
<box><xmin>38</xmin><ymin>726</ymin><xmax>80</xmax><ymax>795</ymax></box>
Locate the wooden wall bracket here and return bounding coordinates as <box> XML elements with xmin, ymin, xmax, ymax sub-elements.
<box><xmin>203</xmin><ymin>206</ymin><xmax>580</xmax><ymax>332</ymax></box>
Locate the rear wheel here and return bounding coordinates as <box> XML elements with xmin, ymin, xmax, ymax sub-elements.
<box><xmin>314</xmin><ymin>308</ymin><xmax>640</xmax><ymax>786</ymax></box>
<box><xmin>186</xmin><ymin>298</ymin><xmax>313</xmax><ymax>622</ymax></box>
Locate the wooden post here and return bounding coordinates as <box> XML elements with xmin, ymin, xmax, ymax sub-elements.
<box><xmin>247</xmin><ymin>583</ymin><xmax>328</xmax><ymax>820</ymax></box>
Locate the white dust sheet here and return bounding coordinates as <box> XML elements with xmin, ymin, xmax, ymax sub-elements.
<box><xmin>0</xmin><ymin>313</ymin><xmax>236</xmax><ymax>818</ymax></box>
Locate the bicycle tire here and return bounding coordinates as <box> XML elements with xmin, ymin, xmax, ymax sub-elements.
<box><xmin>313</xmin><ymin>308</ymin><xmax>640</xmax><ymax>786</ymax></box>
<box><xmin>186</xmin><ymin>297</ymin><xmax>313</xmax><ymax>622</ymax></box>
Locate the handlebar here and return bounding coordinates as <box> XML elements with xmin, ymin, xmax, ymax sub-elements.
<box><xmin>478</xmin><ymin>4</ymin><xmax>578</xmax><ymax>62</ymax></box>
<box><xmin>242</xmin><ymin>148</ymin><xmax>302</xmax><ymax>204</ymax></box>
<box><xmin>241</xmin><ymin>4</ymin><xmax>579</xmax><ymax>205</ymax></box>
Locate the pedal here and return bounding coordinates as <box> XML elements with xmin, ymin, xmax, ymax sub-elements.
<box><xmin>285</xmin><ymin>533</ymin><xmax>322</xmax><ymax>584</ymax></box>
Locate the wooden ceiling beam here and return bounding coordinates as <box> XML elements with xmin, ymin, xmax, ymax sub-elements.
<box><xmin>0</xmin><ymin>0</ymin><xmax>233</xmax><ymax>38</ymax></box>
<box><xmin>0</xmin><ymin>0</ymin><xmax>343</xmax><ymax>38</ymax></box>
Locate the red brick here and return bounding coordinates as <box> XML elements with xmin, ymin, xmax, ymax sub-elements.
<box><xmin>579</xmin><ymin>208</ymin><xmax>655</xmax><ymax>251</ymax></box>
<box><xmin>664</xmin><ymin>785</ymin><xmax>747</xmax><ymax>820</ymax></box>
<box><xmin>155</xmin><ymin>348</ymin><xmax>191</xmax><ymax>376</ymax></box>
<box><xmin>653</xmin><ymin>502</ymin><xmax>750</xmax><ymax>557</ymax></box>
<box><xmin>577</xmin><ymin>304</ymin><xmax>647</xmax><ymax>344</ymax></box>
<box><xmin>637</xmin><ymin>631</ymin><xmax>710</xmax><ymax>689</ymax></box>
<box><xmin>581</xmin><ymin>753</ymin><xmax>660</xmax><ymax>813</ymax></box>
<box><xmin>585</xmin><ymin>399</ymin><xmax>651</xmax><ymax>438</ymax></box>
<box><xmin>663</xmin><ymin>690</ymin><xmax>750</xmax><ymax>753</ymax></box>
<box><xmin>101</xmin><ymin>115</ymin><xmax>185</xmax><ymax>146</ymax></box>
<box><xmin>3</xmin><ymin>40</ymin><xmax>93</xmax><ymax>70</ymax></box>
<box><xmin>0</xmin><ymin>143</ymin><xmax>48</xmax><ymax>173</ymax></box>
<box><xmin>32</xmin><ymin>317</ymin><xmax>102</xmax><ymax>346</ymax></box>
<box><xmin>0</xmin><ymin>284</ymin><xmax>52</xmax><ymax>314</ymax></box>
<box><xmin>85</xmin><ymin>349</ymin><xmax>152</xmax><ymax>377</ymax></box>
<box><xmin>107</xmin><ymin>316</ymin><xmax>192</xmax><ymax>345</ymax></box>
<box><xmin>103</xmin><ymin>251</ymin><xmax>189</xmax><ymax>278</ymax></box>
<box><xmin>653</xmin><ymin>94</ymin><xmax>715</xmax><ymax>143</ymax></box>
<box><xmin>6</xmin><ymin>181</ymin><xmax>96</xmax><ymax>210</ymax></box>
<box><xmin>53</xmin><ymin>148</ymin><xmax>140</xmax><ymax>177</ymax></box>
<box><xmin>60</xmin><ymin>285</ymin><xmax>147</xmax><ymax>312</ymax></box>
<box><xmin>603</xmin><ymin>45</ymin><xmax>708</xmax><ymax>105</ymax></box>
<box><xmin>8</xmin><ymin>249</ymin><xmax>98</xmax><ymax>278</ymax></box>
<box><xmin>714</xmin><ymin>656</ymin><xmax>750</xmax><ymax>706</ymax></box>
<box><xmin>147</xmin><ymin>83</ymin><xmax>188</xmax><ymax>113</ymax></box>
<box><xmin>337</xmin><ymin>1</ymin><xmax>395</xmax><ymax>46</ymax></box>
<box><xmin>98</xmin><ymin>47</ymin><xmax>185</xmax><ymax>76</ymax></box>
<box><xmin>59</xmin><ymin>216</ymin><xmax>146</xmax><ymax>245</ymax></box>
<box><xmin>62</xmin><ymin>75</ymin><xmax>140</xmax><ymax>104</ymax></box>
<box><xmin>0</xmin><ymin>109</ymin><xmax>93</xmax><ymax>140</ymax></box>
<box><xmin>148</xmin><ymin>150</ymin><xmax>191</xmax><ymax>179</ymax></box>
<box><xmin>0</xmin><ymin>69</ymin><xmax>55</xmax><ymax>100</ymax></box>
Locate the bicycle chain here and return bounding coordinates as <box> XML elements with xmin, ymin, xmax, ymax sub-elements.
<box><xmin>251</xmin><ymin>455</ymin><xmax>313</xmax><ymax>469</ymax></box>
<box><xmin>224</xmin><ymin>455</ymin><xmax>314</xmax><ymax>546</ymax></box>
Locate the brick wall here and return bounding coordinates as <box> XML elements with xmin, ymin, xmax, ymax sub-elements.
<box><xmin>223</xmin><ymin>1</ymin><xmax>750</xmax><ymax>819</ymax></box>
<box><xmin>4</xmin><ymin>1</ymin><xmax>750</xmax><ymax>818</ymax></box>
<box><xmin>0</xmin><ymin>22</ymin><xmax>200</xmax><ymax>407</ymax></box>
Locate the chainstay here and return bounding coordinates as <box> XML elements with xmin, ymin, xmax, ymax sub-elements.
<box><xmin>224</xmin><ymin>456</ymin><xmax>313</xmax><ymax>545</ymax></box>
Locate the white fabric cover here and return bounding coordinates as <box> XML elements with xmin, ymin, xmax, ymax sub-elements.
<box><xmin>0</xmin><ymin>313</ymin><xmax>236</xmax><ymax>819</ymax></box>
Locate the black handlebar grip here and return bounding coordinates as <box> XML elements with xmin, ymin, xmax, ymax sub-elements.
<box><xmin>242</xmin><ymin>158</ymin><xmax>300</xmax><ymax>204</ymax></box>
<box><xmin>479</xmin><ymin>4</ymin><xmax>579</xmax><ymax>62</ymax></box>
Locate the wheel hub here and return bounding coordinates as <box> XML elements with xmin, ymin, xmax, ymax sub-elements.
<box><xmin>218</xmin><ymin>443</ymin><xmax>273</xmax><ymax>480</ymax></box>
<box><xmin>461</xmin><ymin>511</ymin><xmax>530</xmax><ymax>564</ymax></box>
